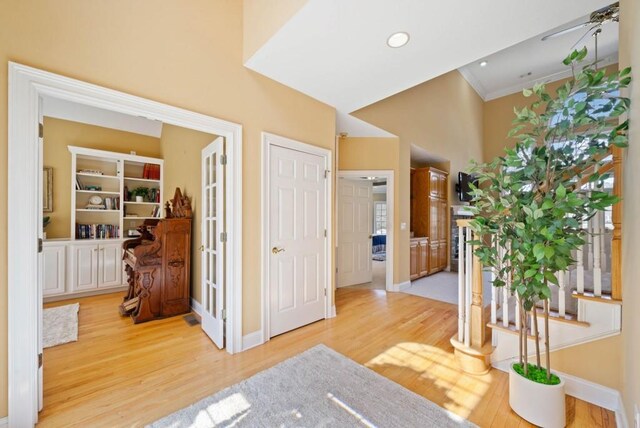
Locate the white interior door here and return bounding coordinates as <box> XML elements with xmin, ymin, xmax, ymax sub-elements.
<box><xmin>269</xmin><ymin>144</ymin><xmax>326</xmax><ymax>337</ymax></box>
<box><xmin>201</xmin><ymin>137</ymin><xmax>226</xmax><ymax>348</ymax></box>
<box><xmin>337</xmin><ymin>179</ymin><xmax>373</xmax><ymax>287</ymax></box>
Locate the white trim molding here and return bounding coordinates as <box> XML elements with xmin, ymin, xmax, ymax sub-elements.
<box><xmin>391</xmin><ymin>281</ymin><xmax>411</xmax><ymax>292</ymax></box>
<box><xmin>190</xmin><ymin>298</ymin><xmax>203</xmax><ymax>317</ymax></box>
<box><xmin>242</xmin><ymin>331</ymin><xmax>265</xmax><ymax>351</ymax></box>
<box><xmin>261</xmin><ymin>132</ymin><xmax>333</xmax><ymax>342</ymax></box>
<box><xmin>336</xmin><ymin>170</ymin><xmax>395</xmax><ymax>292</ymax></box>
<box><xmin>0</xmin><ymin>416</ymin><xmax>7</xmax><ymax>428</ymax></box>
<box><xmin>7</xmin><ymin>62</ymin><xmax>243</xmax><ymax>427</ymax></box>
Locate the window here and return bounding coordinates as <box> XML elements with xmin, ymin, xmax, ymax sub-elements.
<box><xmin>374</xmin><ymin>201</ymin><xmax>387</xmax><ymax>234</ymax></box>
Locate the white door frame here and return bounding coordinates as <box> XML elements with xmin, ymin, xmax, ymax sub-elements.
<box><xmin>260</xmin><ymin>132</ymin><xmax>334</xmax><ymax>342</ymax></box>
<box><xmin>7</xmin><ymin>62</ymin><xmax>243</xmax><ymax>426</ymax></box>
<box><xmin>337</xmin><ymin>170</ymin><xmax>394</xmax><ymax>292</ymax></box>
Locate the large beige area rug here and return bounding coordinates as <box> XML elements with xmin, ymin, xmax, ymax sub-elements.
<box><xmin>43</xmin><ymin>303</ymin><xmax>79</xmax><ymax>348</ymax></box>
<box><xmin>150</xmin><ymin>344</ymin><xmax>475</xmax><ymax>428</ymax></box>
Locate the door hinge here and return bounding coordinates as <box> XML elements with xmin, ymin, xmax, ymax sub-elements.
<box><xmin>220</xmin><ymin>232</ymin><xmax>227</xmax><ymax>243</ymax></box>
<box><xmin>324</xmin><ymin>229</ymin><xmax>327</xmax><ymax>238</ymax></box>
<box><xmin>38</xmin><ymin>353</ymin><xmax>43</xmax><ymax>368</ymax></box>
<box><xmin>38</xmin><ymin>123</ymin><xmax>43</xmax><ymax>138</ymax></box>
<box><xmin>222</xmin><ymin>309</ymin><xmax>227</xmax><ymax>320</ymax></box>
<box><xmin>220</xmin><ymin>154</ymin><xmax>228</xmax><ymax>165</ymax></box>
<box><xmin>324</xmin><ymin>288</ymin><xmax>327</xmax><ymax>296</ymax></box>
<box><xmin>324</xmin><ymin>169</ymin><xmax>330</xmax><ymax>179</ymax></box>
<box><xmin>38</xmin><ymin>238</ymin><xmax>43</xmax><ymax>253</ymax></box>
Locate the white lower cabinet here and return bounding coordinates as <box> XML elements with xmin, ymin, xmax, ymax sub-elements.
<box><xmin>43</xmin><ymin>239</ymin><xmax>125</xmax><ymax>298</ymax></box>
<box><xmin>42</xmin><ymin>245</ymin><xmax>66</xmax><ymax>296</ymax></box>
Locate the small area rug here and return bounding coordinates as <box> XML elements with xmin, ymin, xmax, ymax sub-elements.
<box><xmin>43</xmin><ymin>303</ymin><xmax>79</xmax><ymax>348</ymax></box>
<box><xmin>150</xmin><ymin>344</ymin><xmax>474</xmax><ymax>428</ymax></box>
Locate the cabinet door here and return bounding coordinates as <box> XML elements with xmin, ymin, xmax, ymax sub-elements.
<box><xmin>418</xmin><ymin>240</ymin><xmax>429</xmax><ymax>277</ymax></box>
<box><xmin>429</xmin><ymin>196</ymin><xmax>439</xmax><ymax>240</ymax></box>
<box><xmin>439</xmin><ymin>199</ymin><xmax>448</xmax><ymax>241</ymax></box>
<box><xmin>409</xmin><ymin>241</ymin><xmax>419</xmax><ymax>280</ymax></box>
<box><xmin>71</xmin><ymin>244</ymin><xmax>98</xmax><ymax>291</ymax></box>
<box><xmin>438</xmin><ymin>242</ymin><xmax>448</xmax><ymax>271</ymax></box>
<box><xmin>98</xmin><ymin>243</ymin><xmax>122</xmax><ymax>288</ymax></box>
<box><xmin>429</xmin><ymin>171</ymin><xmax>440</xmax><ymax>197</ymax></box>
<box><xmin>429</xmin><ymin>244</ymin><xmax>440</xmax><ymax>274</ymax></box>
<box><xmin>43</xmin><ymin>245</ymin><xmax>66</xmax><ymax>296</ymax></box>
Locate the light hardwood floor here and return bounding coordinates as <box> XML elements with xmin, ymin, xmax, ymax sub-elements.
<box><xmin>41</xmin><ymin>289</ymin><xmax>615</xmax><ymax>427</ymax></box>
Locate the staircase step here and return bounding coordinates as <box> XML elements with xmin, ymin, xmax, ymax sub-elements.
<box><xmin>572</xmin><ymin>291</ymin><xmax>622</xmax><ymax>305</ymax></box>
<box><xmin>536</xmin><ymin>309</ymin><xmax>590</xmax><ymax>327</ymax></box>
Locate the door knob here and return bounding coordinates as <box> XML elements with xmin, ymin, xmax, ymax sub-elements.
<box><xmin>199</xmin><ymin>245</ymin><xmax>204</xmax><ymax>252</ymax></box>
<box><xmin>272</xmin><ymin>247</ymin><xmax>285</xmax><ymax>254</ymax></box>
<box><xmin>369</xmin><ymin>235</ymin><xmax>373</xmax><ymax>239</ymax></box>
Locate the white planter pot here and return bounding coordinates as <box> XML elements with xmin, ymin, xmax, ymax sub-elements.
<box><xmin>135</xmin><ymin>196</ymin><xmax>144</xmax><ymax>202</ymax></box>
<box><xmin>509</xmin><ymin>363</ymin><xmax>565</xmax><ymax>428</ymax></box>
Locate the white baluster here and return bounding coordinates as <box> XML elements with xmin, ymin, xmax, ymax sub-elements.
<box><xmin>593</xmin><ymin>211</ymin><xmax>602</xmax><ymax>296</ymax></box>
<box><xmin>490</xmin><ymin>242</ymin><xmax>497</xmax><ymax>325</ymax></box>
<box><xmin>601</xmin><ymin>212</ymin><xmax>608</xmax><ymax>272</ymax></box>
<box><xmin>458</xmin><ymin>226</ymin><xmax>465</xmax><ymax>342</ymax></box>
<box><xmin>502</xmin><ymin>244</ymin><xmax>510</xmax><ymax>328</ymax></box>
<box><xmin>464</xmin><ymin>227</ymin><xmax>472</xmax><ymax>347</ymax></box>
<box><xmin>576</xmin><ymin>243</ymin><xmax>585</xmax><ymax>294</ymax></box>
<box><xmin>558</xmin><ymin>270</ymin><xmax>566</xmax><ymax>317</ymax></box>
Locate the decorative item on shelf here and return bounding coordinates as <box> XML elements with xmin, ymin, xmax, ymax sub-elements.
<box><xmin>85</xmin><ymin>195</ymin><xmax>106</xmax><ymax>210</ymax></box>
<box><xmin>131</xmin><ymin>187</ymin><xmax>149</xmax><ymax>203</ymax></box>
<box><xmin>165</xmin><ymin>187</ymin><xmax>192</xmax><ymax>219</ymax></box>
<box><xmin>75</xmin><ymin>176</ymin><xmax>82</xmax><ymax>190</ymax></box>
<box><xmin>78</xmin><ymin>169</ymin><xmax>103</xmax><ymax>175</ymax></box>
<box><xmin>85</xmin><ymin>185</ymin><xmax>102</xmax><ymax>191</ymax></box>
<box><xmin>43</xmin><ymin>166</ymin><xmax>53</xmax><ymax>213</ymax></box>
<box><xmin>43</xmin><ymin>216</ymin><xmax>51</xmax><ymax>239</ymax></box>
<box><xmin>123</xmin><ymin>185</ymin><xmax>129</xmax><ymax>201</ymax></box>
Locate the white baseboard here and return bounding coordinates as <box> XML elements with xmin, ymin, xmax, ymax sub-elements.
<box><xmin>242</xmin><ymin>330</ymin><xmax>264</xmax><ymax>351</ymax></box>
<box><xmin>389</xmin><ymin>281</ymin><xmax>410</xmax><ymax>292</ymax></box>
<box><xmin>329</xmin><ymin>305</ymin><xmax>337</xmax><ymax>318</ymax></box>
<box><xmin>0</xmin><ymin>416</ymin><xmax>7</xmax><ymax>428</ymax></box>
<box><xmin>190</xmin><ymin>298</ymin><xmax>202</xmax><ymax>316</ymax></box>
<box><xmin>493</xmin><ymin>360</ymin><xmax>627</xmax><ymax>425</ymax></box>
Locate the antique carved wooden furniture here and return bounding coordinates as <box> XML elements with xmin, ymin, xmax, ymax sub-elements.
<box><xmin>120</xmin><ymin>188</ymin><xmax>192</xmax><ymax>323</ymax></box>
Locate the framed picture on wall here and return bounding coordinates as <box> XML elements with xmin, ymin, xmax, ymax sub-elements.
<box><xmin>43</xmin><ymin>166</ymin><xmax>53</xmax><ymax>213</ymax></box>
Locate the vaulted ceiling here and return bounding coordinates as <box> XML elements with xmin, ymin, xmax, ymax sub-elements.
<box><xmin>245</xmin><ymin>0</ymin><xmax>614</xmax><ymax>136</ymax></box>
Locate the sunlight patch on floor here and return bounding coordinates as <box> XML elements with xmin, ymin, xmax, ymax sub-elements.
<box><xmin>365</xmin><ymin>342</ymin><xmax>492</xmax><ymax>418</ymax></box>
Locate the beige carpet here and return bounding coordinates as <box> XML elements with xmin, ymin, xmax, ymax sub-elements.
<box><xmin>403</xmin><ymin>272</ymin><xmax>492</xmax><ymax>305</ymax></box>
<box><xmin>43</xmin><ymin>303</ymin><xmax>79</xmax><ymax>348</ymax></box>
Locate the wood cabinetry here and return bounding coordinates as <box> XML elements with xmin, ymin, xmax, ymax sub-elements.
<box><xmin>411</xmin><ymin>167</ymin><xmax>449</xmax><ymax>277</ymax></box>
<box><xmin>409</xmin><ymin>237</ymin><xmax>429</xmax><ymax>280</ymax></box>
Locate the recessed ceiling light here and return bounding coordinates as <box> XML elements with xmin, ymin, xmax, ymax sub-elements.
<box><xmin>479</xmin><ymin>61</ymin><xmax>488</xmax><ymax>67</ymax></box>
<box><xmin>387</xmin><ymin>32</ymin><xmax>410</xmax><ymax>48</ymax></box>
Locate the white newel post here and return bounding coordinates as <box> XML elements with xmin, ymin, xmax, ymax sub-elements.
<box><xmin>464</xmin><ymin>227</ymin><xmax>472</xmax><ymax>347</ymax></box>
<box><xmin>576</xmin><ymin>243</ymin><xmax>585</xmax><ymax>294</ymax></box>
<box><xmin>458</xmin><ymin>225</ymin><xmax>465</xmax><ymax>342</ymax></box>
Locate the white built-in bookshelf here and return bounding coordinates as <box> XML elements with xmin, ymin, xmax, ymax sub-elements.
<box><xmin>69</xmin><ymin>146</ymin><xmax>164</xmax><ymax>240</ymax></box>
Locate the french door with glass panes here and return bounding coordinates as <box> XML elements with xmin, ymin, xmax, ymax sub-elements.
<box><xmin>201</xmin><ymin>137</ymin><xmax>226</xmax><ymax>348</ymax></box>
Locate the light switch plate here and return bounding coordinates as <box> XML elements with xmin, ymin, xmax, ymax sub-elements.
<box><xmin>400</xmin><ymin>222</ymin><xmax>407</xmax><ymax>230</ymax></box>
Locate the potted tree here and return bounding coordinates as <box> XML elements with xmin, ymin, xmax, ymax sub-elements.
<box><xmin>468</xmin><ymin>49</ymin><xmax>631</xmax><ymax>427</ymax></box>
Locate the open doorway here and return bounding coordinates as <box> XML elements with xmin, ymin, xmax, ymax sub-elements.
<box><xmin>336</xmin><ymin>171</ymin><xmax>394</xmax><ymax>292</ymax></box>
<box><xmin>8</xmin><ymin>63</ymin><xmax>243</xmax><ymax>425</ymax></box>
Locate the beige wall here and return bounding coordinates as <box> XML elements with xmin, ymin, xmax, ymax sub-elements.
<box><xmin>0</xmin><ymin>0</ymin><xmax>336</xmax><ymax>416</ymax></box>
<box><xmin>159</xmin><ymin>124</ymin><xmax>217</xmax><ymax>304</ymax></box>
<box><xmin>338</xmin><ymin>137</ymin><xmax>401</xmax><ymax>284</ymax></box>
<box><xmin>42</xmin><ymin>117</ymin><xmax>162</xmax><ymax>239</ymax></box>
<box><xmin>352</xmin><ymin>70</ymin><xmax>485</xmax><ymax>283</ymax></box>
<box><xmin>243</xmin><ymin>0</ymin><xmax>308</xmax><ymax>62</ymax></box>
<box><xmin>619</xmin><ymin>0</ymin><xmax>640</xmax><ymax>422</ymax></box>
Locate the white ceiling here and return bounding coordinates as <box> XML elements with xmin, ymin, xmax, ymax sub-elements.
<box><xmin>459</xmin><ymin>15</ymin><xmax>619</xmax><ymax>101</ymax></box>
<box><xmin>42</xmin><ymin>96</ymin><xmax>163</xmax><ymax>138</ymax></box>
<box><xmin>245</xmin><ymin>0</ymin><xmax>612</xmax><ymax>136</ymax></box>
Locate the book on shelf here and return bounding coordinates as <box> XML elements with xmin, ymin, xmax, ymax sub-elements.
<box><xmin>75</xmin><ymin>177</ymin><xmax>82</xmax><ymax>190</ymax></box>
<box><xmin>76</xmin><ymin>223</ymin><xmax>120</xmax><ymax>239</ymax></box>
<box><xmin>142</xmin><ymin>163</ymin><xmax>161</xmax><ymax>180</ymax></box>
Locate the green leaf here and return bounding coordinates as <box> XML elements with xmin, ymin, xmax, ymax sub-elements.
<box><xmin>556</xmin><ymin>184</ymin><xmax>566</xmax><ymax>198</ymax></box>
<box><xmin>522</xmin><ymin>88</ymin><xmax>533</xmax><ymax>97</ymax></box>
